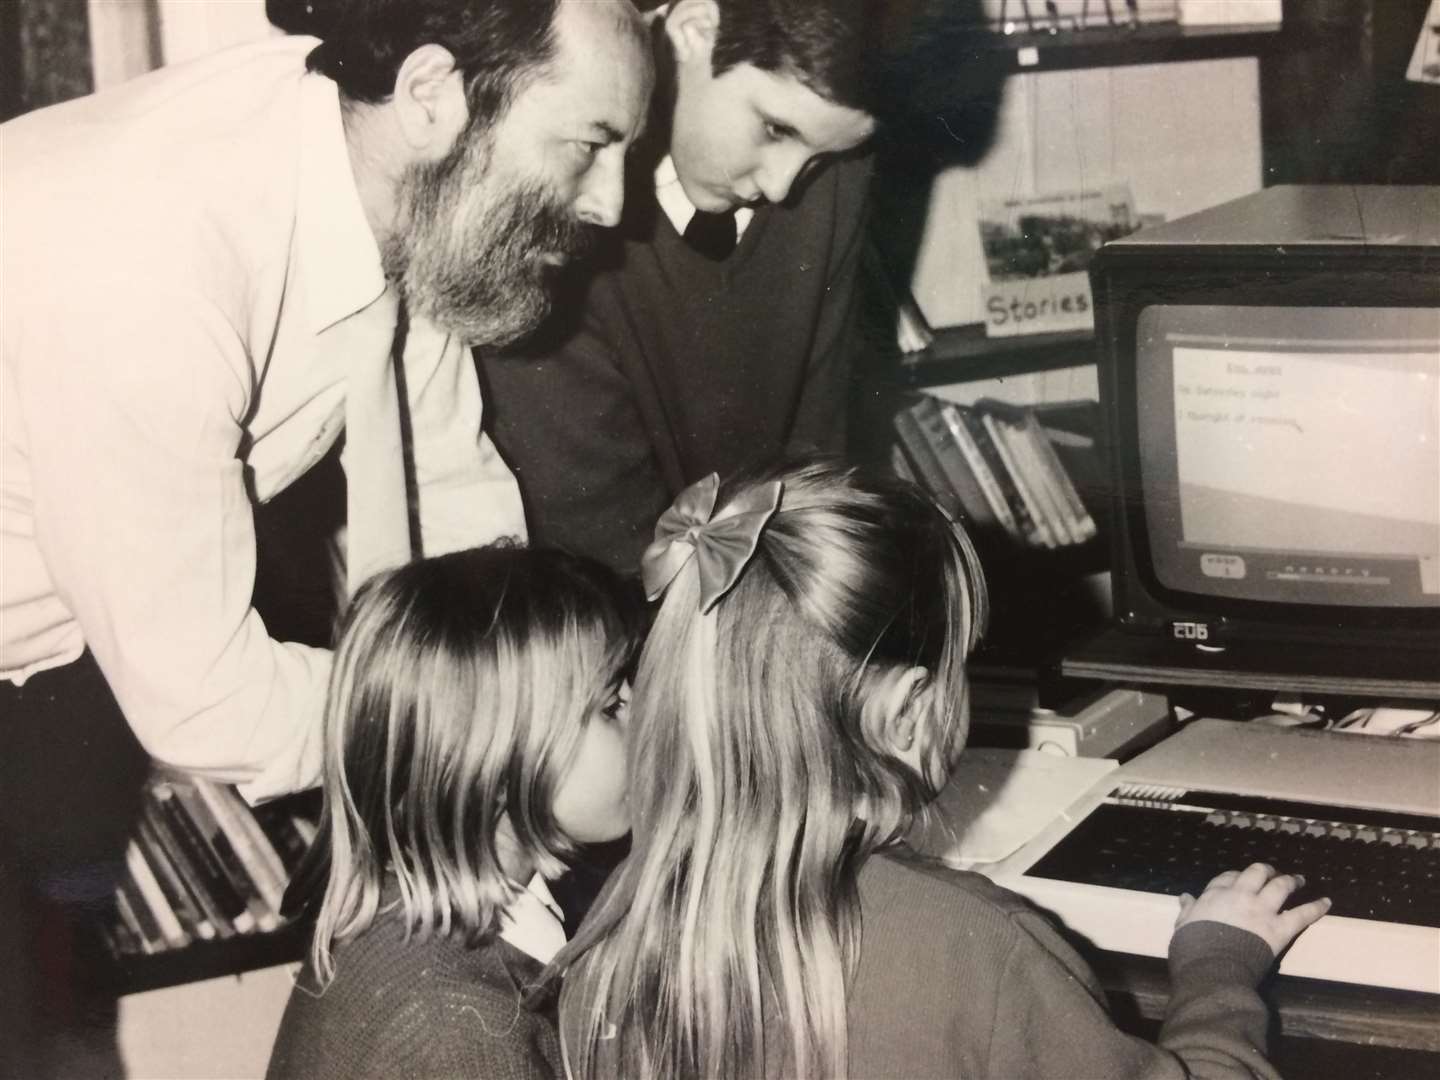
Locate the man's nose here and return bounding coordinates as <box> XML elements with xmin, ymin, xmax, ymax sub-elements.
<box><xmin>574</xmin><ymin>153</ymin><xmax>626</xmax><ymax>228</ymax></box>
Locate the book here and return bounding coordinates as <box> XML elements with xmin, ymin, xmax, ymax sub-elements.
<box><xmin>193</xmin><ymin>778</ymin><xmax>289</xmax><ymax>916</ymax></box>
<box><xmin>140</xmin><ymin>797</ymin><xmax>235</xmax><ymax>940</ymax></box>
<box><xmin>114</xmin><ymin>864</ymin><xmax>164</xmax><ymax>956</ymax></box>
<box><xmin>1022</xmin><ymin>410</ymin><xmax>1098</xmax><ymax>542</ymax></box>
<box><xmin>103</xmin><ymin>906</ymin><xmax>144</xmax><ymax>960</ymax></box>
<box><xmin>124</xmin><ymin>839</ymin><xmax>190</xmax><ymax>951</ymax></box>
<box><xmin>994</xmin><ymin>412</ymin><xmax>1075</xmax><ymax>545</ymax></box>
<box><xmin>939</xmin><ymin>403</ymin><xmax>1020</xmax><ymax>538</ymax></box>
<box><xmin>894</xmin><ymin>405</ymin><xmax>966</xmax><ymax>521</ymax></box>
<box><xmin>955</xmin><ymin>407</ymin><xmax>1045</xmax><ymax>547</ymax></box>
<box><xmin>113</xmin><ymin>882</ymin><xmax>159</xmax><ymax>956</ymax></box>
<box><xmin>981</xmin><ymin>0</ymin><xmax>1178</xmax><ymax>32</ymax></box>
<box><xmin>909</xmin><ymin>396</ymin><xmax>1002</xmax><ymax>532</ymax></box>
<box><xmin>981</xmin><ymin>412</ymin><xmax>1056</xmax><ymax>547</ymax></box>
<box><xmin>135</xmin><ymin>812</ymin><xmax>217</xmax><ymax>941</ymax></box>
<box><xmin>168</xmin><ymin>778</ymin><xmax>281</xmax><ymax>932</ymax></box>
<box><xmin>148</xmin><ymin>784</ymin><xmax>250</xmax><ymax>935</ymax></box>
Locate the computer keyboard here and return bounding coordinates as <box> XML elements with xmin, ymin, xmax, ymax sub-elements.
<box><xmin>1025</xmin><ymin>791</ymin><xmax>1440</xmax><ymax>929</ymax></box>
<box><xmin>984</xmin><ymin>719</ymin><xmax>1440</xmax><ymax>991</ymax></box>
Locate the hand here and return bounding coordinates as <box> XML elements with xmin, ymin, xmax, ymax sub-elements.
<box><xmin>1175</xmin><ymin>862</ymin><xmax>1332</xmax><ymax>956</ymax></box>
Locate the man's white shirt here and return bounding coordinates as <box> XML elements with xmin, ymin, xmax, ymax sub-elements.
<box><xmin>0</xmin><ymin>38</ymin><xmax>525</xmax><ymax>801</ymax></box>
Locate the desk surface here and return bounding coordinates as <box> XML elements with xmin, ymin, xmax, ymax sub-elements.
<box><xmin>920</xmin><ymin>726</ymin><xmax>1440</xmax><ymax>1058</ymax></box>
<box><xmin>1095</xmin><ymin>952</ymin><xmax>1440</xmax><ymax>1054</ymax></box>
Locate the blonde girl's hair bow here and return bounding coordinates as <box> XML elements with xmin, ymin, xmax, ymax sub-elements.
<box><xmin>639</xmin><ymin>473</ymin><xmax>783</xmax><ymax>614</ymax></box>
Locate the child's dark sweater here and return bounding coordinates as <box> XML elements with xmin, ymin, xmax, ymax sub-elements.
<box><xmin>559</xmin><ymin>848</ymin><xmax>1280</xmax><ymax>1079</ymax></box>
<box><xmin>267</xmin><ymin>911</ymin><xmax>561</xmax><ymax>1080</ymax></box>
<box><xmin>847</xmin><ymin>850</ymin><xmax>1280</xmax><ymax>1079</ymax></box>
<box><xmin>479</xmin><ymin>153</ymin><xmax>872</xmax><ymax>576</ymax></box>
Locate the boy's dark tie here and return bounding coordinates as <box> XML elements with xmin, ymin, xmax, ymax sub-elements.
<box><xmin>683</xmin><ymin>208</ymin><xmax>738</xmax><ymax>260</ymax></box>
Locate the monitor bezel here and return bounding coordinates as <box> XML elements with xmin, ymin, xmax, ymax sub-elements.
<box><xmin>1093</xmin><ymin>247</ymin><xmax>1440</xmax><ymax>653</ymax></box>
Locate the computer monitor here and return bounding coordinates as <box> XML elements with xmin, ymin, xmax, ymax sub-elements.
<box><xmin>1088</xmin><ymin>185</ymin><xmax>1440</xmax><ymax>687</ymax></box>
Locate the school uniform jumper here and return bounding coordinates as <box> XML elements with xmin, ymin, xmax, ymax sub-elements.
<box><xmin>846</xmin><ymin>850</ymin><xmax>1282</xmax><ymax>1079</ymax></box>
<box><xmin>268</xmin><ymin>880</ymin><xmax>566</xmax><ymax>1080</ymax></box>
<box><xmin>479</xmin><ymin>152</ymin><xmax>872</xmax><ymax>576</ymax></box>
<box><xmin>561</xmin><ymin>849</ymin><xmax>1282</xmax><ymax>1080</ymax></box>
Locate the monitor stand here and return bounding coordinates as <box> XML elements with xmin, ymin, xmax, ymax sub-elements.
<box><xmin>1062</xmin><ymin>626</ymin><xmax>1440</xmax><ymax>701</ymax></box>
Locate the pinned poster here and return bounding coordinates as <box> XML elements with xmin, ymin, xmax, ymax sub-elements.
<box><xmin>978</xmin><ymin>183</ymin><xmax>1149</xmax><ymax>338</ymax></box>
<box><xmin>1406</xmin><ymin>0</ymin><xmax>1440</xmax><ymax>85</ymax></box>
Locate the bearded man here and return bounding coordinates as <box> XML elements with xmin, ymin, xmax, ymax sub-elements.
<box><xmin>0</xmin><ymin>1</ymin><xmax>649</xmax><ymax>1070</ymax></box>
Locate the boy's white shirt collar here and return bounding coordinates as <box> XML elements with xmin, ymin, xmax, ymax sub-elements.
<box><xmin>647</xmin><ymin>3</ymin><xmax>753</xmax><ymax>243</ymax></box>
<box><xmin>653</xmin><ymin>154</ymin><xmax>755</xmax><ymax>241</ymax></box>
<box><xmin>498</xmin><ymin>874</ymin><xmax>567</xmax><ymax>963</ymax></box>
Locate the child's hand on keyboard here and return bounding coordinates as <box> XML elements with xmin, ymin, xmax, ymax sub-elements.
<box><xmin>1175</xmin><ymin>862</ymin><xmax>1332</xmax><ymax>955</ymax></box>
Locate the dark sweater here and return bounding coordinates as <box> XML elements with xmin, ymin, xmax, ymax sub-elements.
<box><xmin>560</xmin><ymin>849</ymin><xmax>1280</xmax><ymax>1079</ymax></box>
<box><xmin>847</xmin><ymin>850</ymin><xmax>1280</xmax><ymax>1079</ymax></box>
<box><xmin>267</xmin><ymin>913</ymin><xmax>562</xmax><ymax>1080</ymax></box>
<box><xmin>478</xmin><ymin>152</ymin><xmax>873</xmax><ymax>576</ymax></box>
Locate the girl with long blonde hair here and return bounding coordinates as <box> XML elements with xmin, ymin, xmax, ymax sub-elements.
<box><xmin>551</xmin><ymin>458</ymin><xmax>1328</xmax><ymax>1079</ymax></box>
<box><xmin>268</xmin><ymin>545</ymin><xmax>641</xmax><ymax>1080</ymax></box>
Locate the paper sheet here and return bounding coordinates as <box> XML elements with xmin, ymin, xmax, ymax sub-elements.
<box><xmin>910</xmin><ymin>749</ymin><xmax>1118</xmax><ymax>868</ymax></box>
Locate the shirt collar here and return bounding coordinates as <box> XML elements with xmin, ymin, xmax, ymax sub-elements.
<box><xmin>295</xmin><ymin>73</ymin><xmax>387</xmax><ymax>333</ymax></box>
<box><xmin>653</xmin><ymin>154</ymin><xmax>755</xmax><ymax>241</ymax></box>
<box><xmin>498</xmin><ymin>874</ymin><xmax>567</xmax><ymax>964</ymax></box>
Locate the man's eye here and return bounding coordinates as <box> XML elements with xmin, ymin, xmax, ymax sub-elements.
<box><xmin>762</xmin><ymin>121</ymin><xmax>789</xmax><ymax>143</ymax></box>
<box><xmin>574</xmin><ymin>141</ymin><xmax>603</xmax><ymax>159</ymax></box>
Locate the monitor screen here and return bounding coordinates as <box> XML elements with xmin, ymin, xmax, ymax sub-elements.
<box><xmin>1134</xmin><ymin>305</ymin><xmax>1440</xmax><ymax>612</ymax></box>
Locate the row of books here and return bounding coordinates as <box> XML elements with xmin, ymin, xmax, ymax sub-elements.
<box><xmin>980</xmin><ymin>0</ymin><xmax>1179</xmax><ymax>34</ymax></box>
<box><xmin>892</xmin><ymin>394</ymin><xmax>1098</xmax><ymax>549</ymax></box>
<box><xmin>980</xmin><ymin>0</ymin><xmax>1281</xmax><ymax>33</ymax></box>
<box><xmin>105</xmin><ymin>772</ymin><xmax>318</xmax><ymax>959</ymax></box>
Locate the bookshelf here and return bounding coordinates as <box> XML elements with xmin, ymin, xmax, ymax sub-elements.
<box><xmin>97</xmin><ymin>778</ymin><xmax>321</xmax><ymax>996</ymax></box>
<box><xmin>857</xmin><ymin>5</ymin><xmax>1302</xmax><ymax>695</ymax></box>
<box><xmin>975</xmin><ymin>19</ymin><xmax>1282</xmax><ymax>74</ymax></box>
<box><xmin>102</xmin><ymin>917</ymin><xmax>311</xmax><ymax>997</ymax></box>
<box><xmin>891</xmin><ymin>324</ymin><xmax>1095</xmax><ymax>387</ymax></box>
<box><xmin>873</xmin><ymin>386</ymin><xmax>1113</xmax><ymax>701</ymax></box>
<box><xmin>897</xmin><ymin>8</ymin><xmax>1286</xmax><ymax>124</ymax></box>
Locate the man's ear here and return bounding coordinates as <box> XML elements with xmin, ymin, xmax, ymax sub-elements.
<box><xmin>391</xmin><ymin>44</ymin><xmax>470</xmax><ymax>156</ymax></box>
<box><xmin>664</xmin><ymin>0</ymin><xmax>720</xmax><ymax>67</ymax></box>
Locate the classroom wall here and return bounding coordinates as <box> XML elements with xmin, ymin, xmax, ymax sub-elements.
<box><xmin>910</xmin><ymin>56</ymin><xmax>1263</xmax><ymax>331</ymax></box>
<box><xmin>908</xmin><ymin>55</ymin><xmax>1263</xmax><ymax>408</ymax></box>
<box><xmin>88</xmin><ymin>0</ymin><xmax>274</xmax><ymax>90</ymax></box>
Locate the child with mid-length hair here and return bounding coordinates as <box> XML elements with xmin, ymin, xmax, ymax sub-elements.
<box><xmin>551</xmin><ymin>458</ymin><xmax>1329</xmax><ymax>1080</ymax></box>
<box><xmin>267</xmin><ymin>546</ymin><xmax>641</xmax><ymax>1080</ymax></box>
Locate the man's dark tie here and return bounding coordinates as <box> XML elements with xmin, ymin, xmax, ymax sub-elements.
<box><xmin>683</xmin><ymin>208</ymin><xmax>738</xmax><ymax>260</ymax></box>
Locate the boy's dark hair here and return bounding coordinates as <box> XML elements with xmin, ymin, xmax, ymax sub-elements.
<box><xmin>304</xmin><ymin>0</ymin><xmax>563</xmax><ymax>123</ymax></box>
<box><xmin>709</xmin><ymin>0</ymin><xmax>885</xmax><ymax>115</ymax></box>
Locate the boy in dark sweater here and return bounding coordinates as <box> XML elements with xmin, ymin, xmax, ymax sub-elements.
<box><xmin>479</xmin><ymin>0</ymin><xmax>882</xmax><ymax>575</ymax></box>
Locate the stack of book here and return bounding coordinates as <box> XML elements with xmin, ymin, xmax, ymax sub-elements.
<box><xmin>892</xmin><ymin>394</ymin><xmax>1099</xmax><ymax>550</ymax></box>
<box><xmin>980</xmin><ymin>0</ymin><xmax>1179</xmax><ymax>33</ymax></box>
<box><xmin>105</xmin><ymin>772</ymin><xmax>318</xmax><ymax>959</ymax></box>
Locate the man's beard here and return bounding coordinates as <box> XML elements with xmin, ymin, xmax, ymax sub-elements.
<box><xmin>384</xmin><ymin>124</ymin><xmax>596</xmax><ymax>347</ymax></box>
